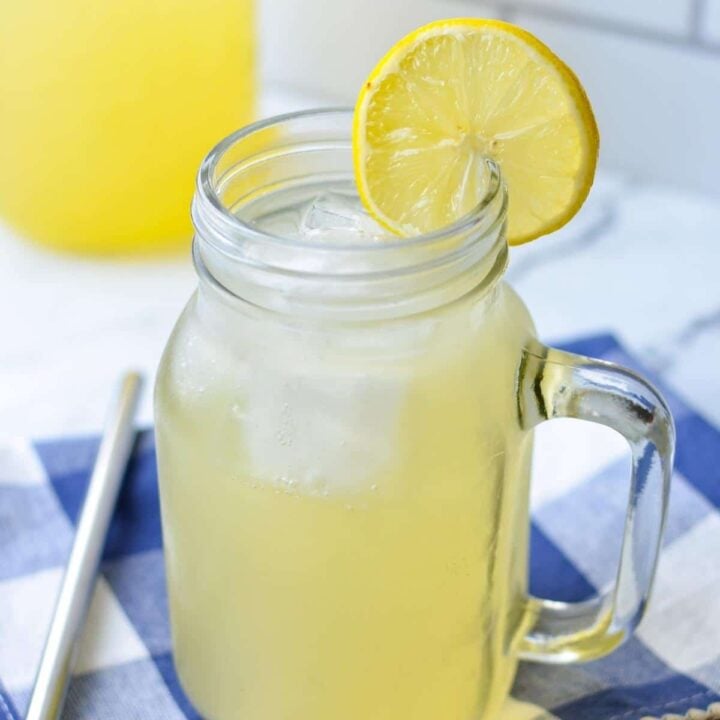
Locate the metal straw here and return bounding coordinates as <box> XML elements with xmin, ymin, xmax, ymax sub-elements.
<box><xmin>26</xmin><ymin>373</ymin><xmax>143</xmax><ymax>720</ymax></box>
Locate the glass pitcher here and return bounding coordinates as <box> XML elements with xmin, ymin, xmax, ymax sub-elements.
<box><xmin>0</xmin><ymin>0</ymin><xmax>254</xmax><ymax>254</ymax></box>
<box><xmin>154</xmin><ymin>110</ymin><xmax>674</xmax><ymax>720</ymax></box>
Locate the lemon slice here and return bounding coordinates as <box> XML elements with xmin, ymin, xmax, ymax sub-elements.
<box><xmin>353</xmin><ymin>19</ymin><xmax>599</xmax><ymax>245</ymax></box>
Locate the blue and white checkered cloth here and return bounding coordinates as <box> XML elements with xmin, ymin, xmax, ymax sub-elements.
<box><xmin>2</xmin><ymin>334</ymin><xmax>719</xmax><ymax>720</ymax></box>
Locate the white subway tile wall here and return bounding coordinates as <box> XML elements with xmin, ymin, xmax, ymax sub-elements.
<box><xmin>501</xmin><ymin>0</ymin><xmax>693</xmax><ymax>36</ymax></box>
<box><xmin>261</xmin><ymin>0</ymin><xmax>503</xmax><ymax>101</ymax></box>
<box><xmin>512</xmin><ymin>12</ymin><xmax>720</xmax><ymax>193</ymax></box>
<box><xmin>261</xmin><ymin>0</ymin><xmax>720</xmax><ymax>194</ymax></box>
<box><xmin>701</xmin><ymin>0</ymin><xmax>720</xmax><ymax>43</ymax></box>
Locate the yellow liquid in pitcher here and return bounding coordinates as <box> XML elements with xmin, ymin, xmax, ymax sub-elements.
<box><xmin>155</xmin><ymin>280</ymin><xmax>536</xmax><ymax>720</ymax></box>
<box><xmin>0</xmin><ymin>0</ymin><xmax>254</xmax><ymax>254</ymax></box>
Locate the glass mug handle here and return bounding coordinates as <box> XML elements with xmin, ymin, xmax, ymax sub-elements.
<box><xmin>517</xmin><ymin>341</ymin><xmax>675</xmax><ymax>663</ymax></box>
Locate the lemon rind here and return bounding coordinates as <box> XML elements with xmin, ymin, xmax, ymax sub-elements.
<box><xmin>352</xmin><ymin>18</ymin><xmax>599</xmax><ymax>246</ymax></box>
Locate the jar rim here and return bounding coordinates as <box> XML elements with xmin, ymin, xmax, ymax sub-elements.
<box><xmin>191</xmin><ymin>108</ymin><xmax>508</xmax><ymax>319</ymax></box>
<box><xmin>193</xmin><ymin>107</ymin><xmax>506</xmax><ymax>254</ymax></box>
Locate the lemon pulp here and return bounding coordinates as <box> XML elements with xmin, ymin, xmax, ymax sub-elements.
<box><xmin>353</xmin><ymin>19</ymin><xmax>599</xmax><ymax>245</ymax></box>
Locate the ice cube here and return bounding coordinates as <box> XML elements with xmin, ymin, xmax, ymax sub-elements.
<box><xmin>300</xmin><ymin>192</ymin><xmax>389</xmax><ymax>243</ymax></box>
<box><xmin>241</xmin><ymin>355</ymin><xmax>405</xmax><ymax>495</ymax></box>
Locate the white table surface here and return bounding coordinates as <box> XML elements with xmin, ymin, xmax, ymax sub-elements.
<box><xmin>2</xmin><ymin>86</ymin><xmax>719</xmax><ymax>440</ymax></box>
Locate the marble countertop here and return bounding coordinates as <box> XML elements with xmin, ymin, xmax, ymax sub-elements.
<box><xmin>2</xmin><ymin>87</ymin><xmax>719</xmax><ymax>439</ymax></box>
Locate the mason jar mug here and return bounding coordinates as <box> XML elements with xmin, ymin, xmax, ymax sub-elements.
<box><xmin>154</xmin><ymin>109</ymin><xmax>674</xmax><ymax>720</ymax></box>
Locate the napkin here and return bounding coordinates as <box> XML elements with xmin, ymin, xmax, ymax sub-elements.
<box><xmin>1</xmin><ymin>335</ymin><xmax>718</xmax><ymax>720</ymax></box>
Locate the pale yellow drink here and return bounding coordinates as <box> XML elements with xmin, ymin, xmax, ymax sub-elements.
<box><xmin>0</xmin><ymin>0</ymin><xmax>254</xmax><ymax>254</ymax></box>
<box><xmin>155</xmin><ymin>201</ymin><xmax>536</xmax><ymax>719</ymax></box>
